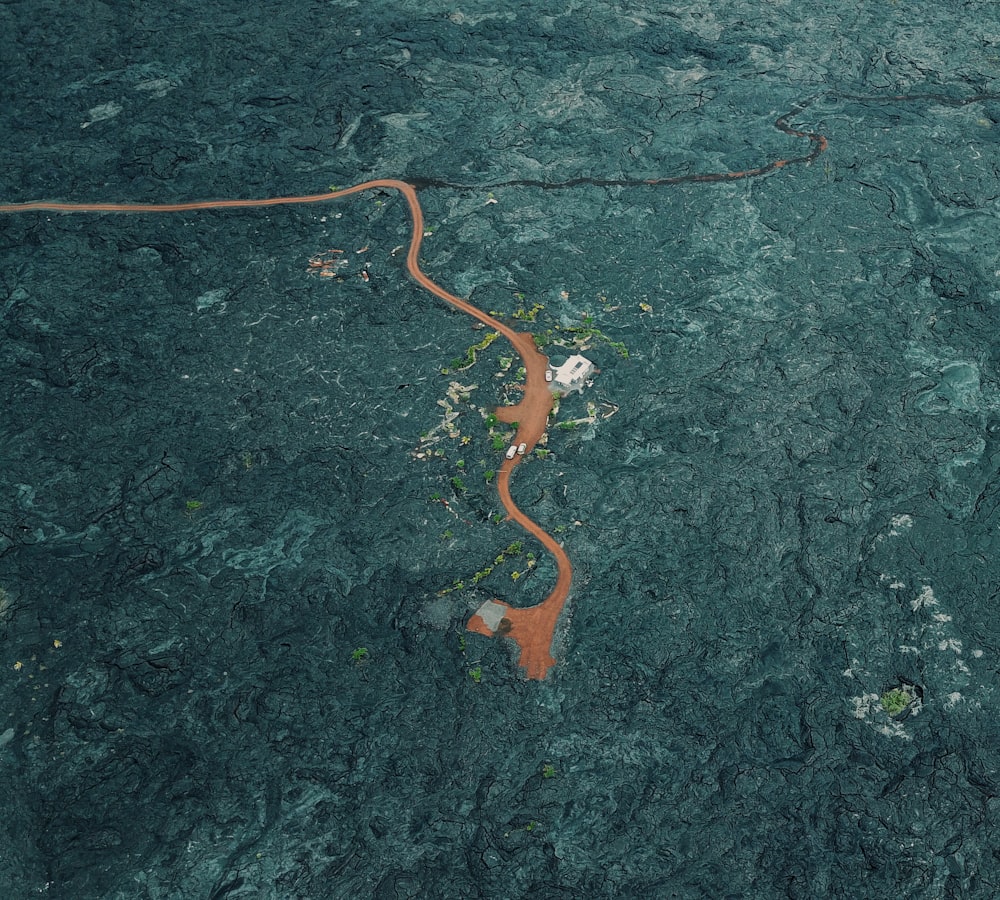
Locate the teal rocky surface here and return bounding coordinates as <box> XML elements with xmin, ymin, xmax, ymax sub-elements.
<box><xmin>1</xmin><ymin>0</ymin><xmax>999</xmax><ymax>897</ymax></box>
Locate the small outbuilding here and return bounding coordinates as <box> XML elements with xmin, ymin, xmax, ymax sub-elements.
<box><xmin>548</xmin><ymin>354</ymin><xmax>594</xmax><ymax>395</ymax></box>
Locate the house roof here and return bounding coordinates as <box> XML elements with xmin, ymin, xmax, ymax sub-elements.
<box><xmin>552</xmin><ymin>354</ymin><xmax>593</xmax><ymax>382</ymax></box>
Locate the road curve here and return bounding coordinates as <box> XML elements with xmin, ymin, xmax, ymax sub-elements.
<box><xmin>0</xmin><ymin>180</ymin><xmax>572</xmax><ymax>679</ymax></box>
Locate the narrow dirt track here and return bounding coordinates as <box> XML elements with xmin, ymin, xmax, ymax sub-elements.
<box><xmin>0</xmin><ymin>179</ymin><xmax>572</xmax><ymax>679</ymax></box>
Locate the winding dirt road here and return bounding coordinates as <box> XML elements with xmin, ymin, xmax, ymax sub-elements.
<box><xmin>0</xmin><ymin>180</ymin><xmax>572</xmax><ymax>679</ymax></box>
<box><xmin>5</xmin><ymin>91</ymin><xmax>996</xmax><ymax>679</ymax></box>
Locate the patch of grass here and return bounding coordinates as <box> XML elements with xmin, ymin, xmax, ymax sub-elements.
<box><xmin>441</xmin><ymin>331</ymin><xmax>499</xmax><ymax>374</ymax></box>
<box><xmin>557</xmin><ymin>323</ymin><xmax>630</xmax><ymax>358</ymax></box>
<box><xmin>512</xmin><ymin>300</ymin><xmax>544</xmax><ymax>322</ymax></box>
<box><xmin>880</xmin><ymin>687</ymin><xmax>912</xmax><ymax>715</ymax></box>
<box><xmin>436</xmin><ymin>540</ymin><xmax>529</xmax><ymax>596</ymax></box>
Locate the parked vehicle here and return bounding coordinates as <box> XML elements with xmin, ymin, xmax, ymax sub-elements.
<box><xmin>517</xmin><ymin>443</ymin><xmax>527</xmax><ymax>455</ymax></box>
<box><xmin>505</xmin><ymin>445</ymin><xmax>518</xmax><ymax>459</ymax></box>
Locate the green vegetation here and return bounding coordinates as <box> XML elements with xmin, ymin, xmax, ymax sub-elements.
<box><xmin>185</xmin><ymin>499</ymin><xmax>204</xmax><ymax>514</ymax></box>
<box><xmin>441</xmin><ymin>331</ymin><xmax>499</xmax><ymax>374</ymax></box>
<box><xmin>541</xmin><ymin>764</ymin><xmax>556</xmax><ymax>779</ymax></box>
<box><xmin>525</xmin><ymin>303</ymin><xmax>629</xmax><ymax>360</ymax></box>
<box><xmin>351</xmin><ymin>647</ymin><xmax>369</xmax><ymax>663</ymax></box>
<box><xmin>450</xmin><ymin>476</ymin><xmax>466</xmax><ymax>494</ymax></box>
<box><xmin>556</xmin><ymin>323</ymin><xmax>630</xmax><ymax>358</ymax></box>
<box><xmin>512</xmin><ymin>300</ymin><xmax>544</xmax><ymax>322</ymax></box>
<box><xmin>436</xmin><ymin>540</ymin><xmax>528</xmax><ymax>596</ymax></box>
<box><xmin>880</xmin><ymin>687</ymin><xmax>912</xmax><ymax>715</ymax></box>
<box><xmin>469</xmin><ymin>666</ymin><xmax>483</xmax><ymax>684</ymax></box>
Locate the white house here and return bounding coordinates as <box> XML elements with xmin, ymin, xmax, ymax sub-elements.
<box><xmin>548</xmin><ymin>354</ymin><xmax>594</xmax><ymax>395</ymax></box>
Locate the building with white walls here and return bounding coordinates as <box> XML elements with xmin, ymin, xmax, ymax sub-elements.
<box><xmin>548</xmin><ymin>354</ymin><xmax>594</xmax><ymax>395</ymax></box>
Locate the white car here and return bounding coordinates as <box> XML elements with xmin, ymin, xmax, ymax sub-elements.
<box><xmin>505</xmin><ymin>445</ymin><xmax>517</xmax><ymax>459</ymax></box>
<box><xmin>544</xmin><ymin>369</ymin><xmax>553</xmax><ymax>382</ymax></box>
<box><xmin>517</xmin><ymin>443</ymin><xmax>527</xmax><ymax>455</ymax></box>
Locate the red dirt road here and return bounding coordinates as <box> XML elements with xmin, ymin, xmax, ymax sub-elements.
<box><xmin>465</xmin><ymin>453</ymin><xmax>573</xmax><ymax>679</ymax></box>
<box><xmin>0</xmin><ymin>180</ymin><xmax>573</xmax><ymax>679</ymax></box>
